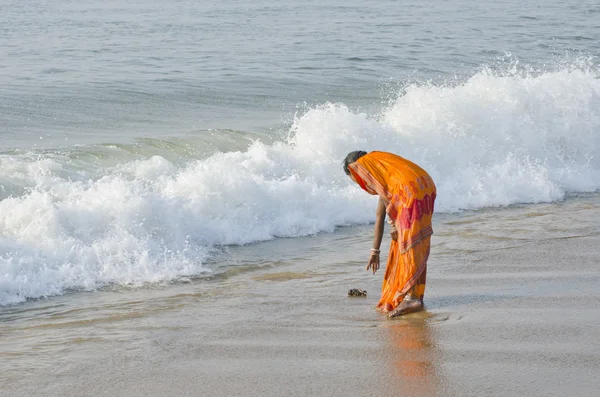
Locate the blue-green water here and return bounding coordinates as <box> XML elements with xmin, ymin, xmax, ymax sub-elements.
<box><xmin>3</xmin><ymin>0</ymin><xmax>600</xmax><ymax>147</ymax></box>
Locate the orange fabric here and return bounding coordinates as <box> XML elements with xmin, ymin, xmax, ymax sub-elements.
<box><xmin>348</xmin><ymin>151</ymin><xmax>436</xmax><ymax>312</ymax></box>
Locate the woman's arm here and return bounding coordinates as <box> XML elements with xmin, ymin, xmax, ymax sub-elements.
<box><xmin>367</xmin><ymin>198</ymin><xmax>386</xmax><ymax>274</ymax></box>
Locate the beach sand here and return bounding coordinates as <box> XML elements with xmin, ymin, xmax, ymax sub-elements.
<box><xmin>2</xmin><ymin>195</ymin><xmax>600</xmax><ymax>397</ymax></box>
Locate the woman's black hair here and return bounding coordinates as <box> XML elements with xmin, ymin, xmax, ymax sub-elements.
<box><xmin>343</xmin><ymin>151</ymin><xmax>368</xmax><ymax>175</ymax></box>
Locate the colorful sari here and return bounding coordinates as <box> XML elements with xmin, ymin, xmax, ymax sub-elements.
<box><xmin>348</xmin><ymin>151</ymin><xmax>436</xmax><ymax>312</ymax></box>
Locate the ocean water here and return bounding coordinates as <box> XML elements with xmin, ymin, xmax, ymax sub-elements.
<box><xmin>1</xmin><ymin>0</ymin><xmax>600</xmax><ymax>306</ymax></box>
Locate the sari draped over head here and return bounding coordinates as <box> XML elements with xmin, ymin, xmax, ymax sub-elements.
<box><xmin>348</xmin><ymin>151</ymin><xmax>436</xmax><ymax>312</ymax></box>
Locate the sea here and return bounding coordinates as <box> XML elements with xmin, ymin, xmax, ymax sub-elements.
<box><xmin>2</xmin><ymin>0</ymin><xmax>599</xmax><ymax>306</ymax></box>
<box><xmin>2</xmin><ymin>0</ymin><xmax>600</xmax><ymax>381</ymax></box>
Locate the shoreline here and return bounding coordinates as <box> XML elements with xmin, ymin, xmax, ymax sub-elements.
<box><xmin>2</xmin><ymin>197</ymin><xmax>600</xmax><ymax>396</ymax></box>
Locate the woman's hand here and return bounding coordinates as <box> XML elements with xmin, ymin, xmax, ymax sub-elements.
<box><xmin>367</xmin><ymin>253</ymin><xmax>380</xmax><ymax>274</ymax></box>
<box><xmin>390</xmin><ymin>224</ymin><xmax>398</xmax><ymax>241</ymax></box>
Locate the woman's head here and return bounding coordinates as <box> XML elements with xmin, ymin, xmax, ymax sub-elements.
<box><xmin>343</xmin><ymin>151</ymin><xmax>367</xmax><ymax>175</ymax></box>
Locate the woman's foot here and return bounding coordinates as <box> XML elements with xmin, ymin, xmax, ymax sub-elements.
<box><xmin>387</xmin><ymin>299</ymin><xmax>424</xmax><ymax>318</ymax></box>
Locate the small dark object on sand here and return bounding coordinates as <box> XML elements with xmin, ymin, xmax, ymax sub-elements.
<box><xmin>348</xmin><ymin>288</ymin><xmax>367</xmax><ymax>297</ymax></box>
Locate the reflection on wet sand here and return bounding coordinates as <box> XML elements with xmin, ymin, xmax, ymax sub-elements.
<box><xmin>383</xmin><ymin>313</ymin><xmax>443</xmax><ymax>397</ymax></box>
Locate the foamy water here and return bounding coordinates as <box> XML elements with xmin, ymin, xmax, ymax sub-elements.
<box><xmin>1</xmin><ymin>65</ymin><xmax>600</xmax><ymax>304</ymax></box>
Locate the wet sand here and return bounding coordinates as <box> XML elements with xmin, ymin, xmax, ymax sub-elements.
<box><xmin>2</xmin><ymin>195</ymin><xmax>600</xmax><ymax>397</ymax></box>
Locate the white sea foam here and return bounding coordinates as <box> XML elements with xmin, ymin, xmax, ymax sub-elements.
<box><xmin>1</xmin><ymin>65</ymin><xmax>600</xmax><ymax>304</ymax></box>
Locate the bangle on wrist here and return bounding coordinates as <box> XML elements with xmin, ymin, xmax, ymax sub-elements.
<box><xmin>370</xmin><ymin>248</ymin><xmax>380</xmax><ymax>255</ymax></box>
<box><xmin>387</xmin><ymin>219</ymin><xmax>395</xmax><ymax>227</ymax></box>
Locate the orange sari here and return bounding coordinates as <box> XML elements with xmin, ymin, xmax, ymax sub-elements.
<box><xmin>348</xmin><ymin>151</ymin><xmax>436</xmax><ymax>312</ymax></box>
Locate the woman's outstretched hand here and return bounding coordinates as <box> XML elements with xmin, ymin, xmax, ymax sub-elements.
<box><xmin>367</xmin><ymin>254</ymin><xmax>380</xmax><ymax>274</ymax></box>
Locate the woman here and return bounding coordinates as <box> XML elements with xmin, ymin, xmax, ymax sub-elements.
<box><xmin>344</xmin><ymin>151</ymin><xmax>436</xmax><ymax>318</ymax></box>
